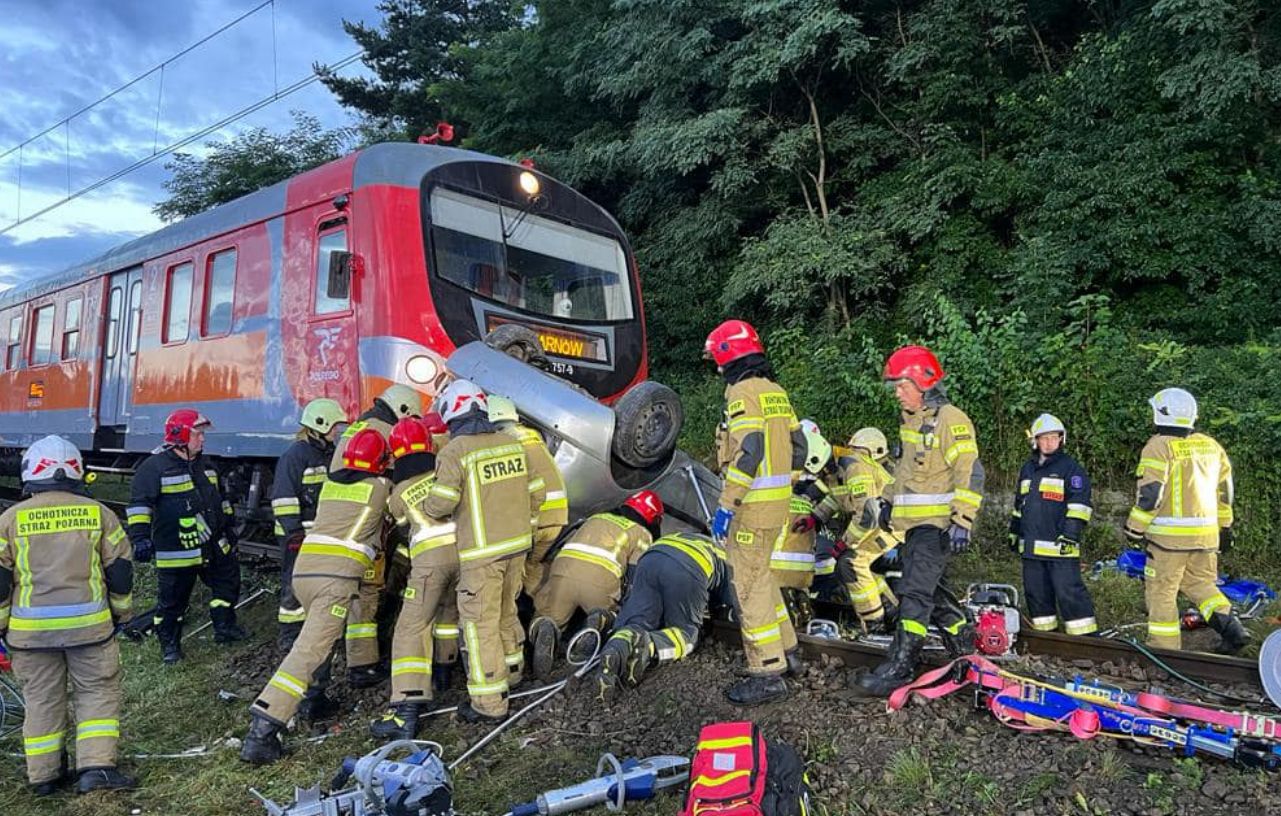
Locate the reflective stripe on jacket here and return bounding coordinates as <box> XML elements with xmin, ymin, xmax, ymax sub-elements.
<box><xmin>887</xmin><ymin>401</ymin><xmax>984</xmax><ymax>532</ymax></box>
<box><xmin>295</xmin><ymin>475</ymin><xmax>392</xmax><ymax>579</ymax></box>
<box><xmin>1011</xmin><ymin>450</ymin><xmax>1092</xmax><ymax>559</ymax></box>
<box><xmin>1125</xmin><ymin>432</ymin><xmax>1232</xmax><ymax>551</ymax></box>
<box><xmin>715</xmin><ymin>377</ymin><xmax>797</xmax><ymax>527</ymax></box>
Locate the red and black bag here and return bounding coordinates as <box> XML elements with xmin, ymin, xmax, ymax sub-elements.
<box><xmin>681</xmin><ymin>721</ymin><xmax>811</xmax><ymax>816</ymax></box>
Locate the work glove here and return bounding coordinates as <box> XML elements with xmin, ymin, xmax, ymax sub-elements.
<box><xmin>1123</xmin><ymin>526</ymin><xmax>1146</xmax><ymax>551</ymax></box>
<box><xmin>711</xmin><ymin>507</ymin><xmax>735</xmax><ymax>544</ymax></box>
<box><xmin>791</xmin><ymin>514</ymin><xmax>819</xmax><ymax>534</ymax></box>
<box><xmin>1219</xmin><ymin>527</ymin><xmax>1234</xmax><ymax>554</ymax></box>
<box><xmin>284</xmin><ymin>530</ymin><xmax>305</xmax><ymax>552</ymax></box>
<box><xmin>877</xmin><ymin>500</ymin><xmax>893</xmax><ymax>533</ymax></box>
<box><xmin>946</xmin><ymin>524</ymin><xmax>970</xmax><ymax>555</ymax></box>
<box><xmin>1007</xmin><ymin>531</ymin><xmax>1020</xmax><ymax>554</ymax></box>
<box><xmin>830</xmin><ymin>538</ymin><xmax>849</xmax><ymax>560</ymax></box>
<box><xmin>1055</xmin><ymin>535</ymin><xmax>1081</xmax><ymax>557</ymax></box>
<box><xmin>133</xmin><ymin>538</ymin><xmax>154</xmax><ymax>563</ymax></box>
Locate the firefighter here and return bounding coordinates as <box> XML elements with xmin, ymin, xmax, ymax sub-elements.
<box><xmin>595</xmin><ymin>532</ymin><xmax>730</xmax><ymax>695</ymax></box>
<box><xmin>420</xmin><ymin>409</ymin><xmax>459</xmax><ymax>688</ymax></box>
<box><xmin>1009</xmin><ymin>414</ymin><xmax>1098</xmax><ymax>636</ymax></box>
<box><xmin>528</xmin><ymin>491</ymin><xmax>663</xmax><ymax>681</ymax></box>
<box><xmin>1124</xmin><ymin>388</ymin><xmax>1247</xmax><ymax>654</ymax></box>
<box><xmin>704</xmin><ymin>319</ymin><xmax>800</xmax><ymax>706</ymax></box>
<box><xmin>370</xmin><ymin>418</ymin><xmax>460</xmax><ymax>740</ymax></box>
<box><xmin>127</xmin><ymin>409</ymin><xmax>244</xmax><ymax>665</ymax></box>
<box><xmin>852</xmin><ymin>345</ymin><xmax>985</xmax><ymax>698</ymax></box>
<box><xmin>421</xmin><ymin>380</ymin><xmax>545</xmax><ymax>723</ymax></box>
<box><xmin>272</xmin><ymin>398</ymin><xmax>348</xmax><ymax>649</ymax></box>
<box><xmin>330</xmin><ymin>383</ymin><xmax>423</xmax><ymax>470</ymax></box>
<box><xmin>831</xmin><ymin>428</ymin><xmax>900</xmax><ymax>631</ymax></box>
<box><xmin>488</xmin><ymin>394</ymin><xmax>569</xmax><ymax>681</ymax></box>
<box><xmin>0</xmin><ymin>436</ymin><xmax>136</xmax><ymax>794</ymax></box>
<box><xmin>772</xmin><ymin>420</ymin><xmax>832</xmax><ymax>596</ymax></box>
<box><xmin>240</xmin><ymin>429</ymin><xmax>393</xmax><ymax>764</ymax></box>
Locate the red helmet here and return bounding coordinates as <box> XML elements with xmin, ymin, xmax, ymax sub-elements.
<box><xmin>704</xmin><ymin>319</ymin><xmax>764</xmax><ymax>367</ymax></box>
<box><xmin>342</xmin><ymin>428</ymin><xmax>390</xmax><ymax>474</ymax></box>
<box><xmin>884</xmin><ymin>345</ymin><xmax>945</xmax><ymax>391</ymax></box>
<box><xmin>421</xmin><ymin>411</ymin><xmax>448</xmax><ymax>436</ymax></box>
<box><xmin>623</xmin><ymin>490</ymin><xmax>664</xmax><ymax>525</ymax></box>
<box><xmin>164</xmin><ymin>409</ymin><xmax>211</xmax><ymax>446</ymax></box>
<box><xmin>389</xmin><ymin>418</ymin><xmax>434</xmax><ymax>459</ymax></box>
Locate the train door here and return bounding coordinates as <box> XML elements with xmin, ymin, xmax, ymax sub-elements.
<box><xmin>98</xmin><ymin>266</ymin><xmax>143</xmax><ymax>427</ymax></box>
<box><xmin>303</xmin><ymin>216</ymin><xmax>360</xmax><ymax>408</ymax></box>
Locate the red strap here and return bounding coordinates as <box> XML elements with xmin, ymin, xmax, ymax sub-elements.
<box><xmin>1136</xmin><ymin>693</ymin><xmax>1281</xmax><ymax>739</ymax></box>
<box><xmin>886</xmin><ymin>656</ymin><xmax>1011</xmax><ymax>711</ymax></box>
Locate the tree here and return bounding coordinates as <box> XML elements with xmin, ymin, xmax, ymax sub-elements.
<box><xmin>154</xmin><ymin>112</ymin><xmax>354</xmax><ymax>221</ymax></box>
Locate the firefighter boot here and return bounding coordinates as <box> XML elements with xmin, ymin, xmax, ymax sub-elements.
<box><xmin>370</xmin><ymin>702</ymin><xmax>423</xmax><ymax>741</ymax></box>
<box><xmin>239</xmin><ymin>715</ymin><xmax>285</xmax><ymax>765</ymax></box>
<box><xmin>348</xmin><ymin>663</ymin><xmax>389</xmax><ymax>689</ymax></box>
<box><xmin>456</xmin><ymin>702</ymin><xmax>506</xmax><ymax>725</ymax></box>
<box><xmin>297</xmin><ymin>691</ymin><xmax>339</xmax><ymax>722</ymax></box>
<box><xmin>624</xmin><ymin>632</ymin><xmax>654</xmax><ymax>687</ymax></box>
<box><xmin>76</xmin><ymin>767</ymin><xmax>138</xmax><ymax>794</ymax></box>
<box><xmin>850</xmin><ymin>630</ymin><xmax>926</xmax><ymax>698</ymax></box>
<box><xmin>31</xmin><ymin>752</ymin><xmax>71</xmax><ymax>796</ymax></box>
<box><xmin>569</xmin><ymin>609</ymin><xmax>614</xmax><ymax>665</ymax></box>
<box><xmin>432</xmin><ymin>662</ymin><xmax>454</xmax><ymax>696</ymax></box>
<box><xmin>784</xmin><ymin>648</ymin><xmax>805</xmax><ymax>678</ymax></box>
<box><xmin>156</xmin><ymin>618</ymin><xmax>183</xmax><ymax>665</ymax></box>
<box><xmin>1209</xmin><ymin>612</ymin><xmax>1251</xmax><ymax>655</ymax></box>
<box><xmin>725</xmin><ymin>673</ymin><xmax>789</xmax><ymax>707</ymax></box>
<box><xmin>211</xmin><ymin>607</ymin><xmax>250</xmax><ymax>644</ymax></box>
<box><xmin>940</xmin><ymin>621</ymin><xmax>977</xmax><ymax>659</ymax></box>
<box><xmin>530</xmin><ymin>616</ymin><xmax>559</xmax><ymax>682</ymax></box>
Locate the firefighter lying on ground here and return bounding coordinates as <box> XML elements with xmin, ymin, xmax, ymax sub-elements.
<box><xmin>527</xmin><ymin>491</ymin><xmax>664</xmax><ymax>681</ymax></box>
<box><xmin>1124</xmin><ymin>388</ymin><xmax>1249</xmax><ymax>654</ymax></box>
<box><xmin>241</xmin><ymin>428</ymin><xmax>394</xmax><ymax>765</ymax></box>
<box><xmin>1</xmin><ymin>435</ymin><xmax>137</xmax><ymax>795</ymax></box>
<box><xmin>594</xmin><ymin>532</ymin><xmax>731</xmax><ymax>696</ymax></box>
<box><xmin>1009</xmin><ymin>413</ymin><xmax>1098</xmax><ymax>636</ymax></box>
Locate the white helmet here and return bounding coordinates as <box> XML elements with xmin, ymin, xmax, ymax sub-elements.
<box><xmin>487</xmin><ymin>394</ymin><xmax>519</xmax><ymax>425</ymax></box>
<box><xmin>378</xmin><ymin>383</ymin><xmax>423</xmax><ymax>420</ymax></box>
<box><xmin>1028</xmin><ymin>413</ymin><xmax>1066</xmax><ymax>448</ymax></box>
<box><xmin>22</xmin><ymin>435</ymin><xmax>85</xmax><ymax>484</ymax></box>
<box><xmin>436</xmin><ymin>379</ymin><xmax>488</xmax><ymax>423</ymax></box>
<box><xmin>848</xmin><ymin>427</ymin><xmax>889</xmax><ymax>460</ymax></box>
<box><xmin>1150</xmin><ymin>388</ymin><xmax>1197</xmax><ymax>429</ymax></box>
<box><xmin>799</xmin><ymin>419</ymin><xmax>832</xmax><ymax>475</ymax></box>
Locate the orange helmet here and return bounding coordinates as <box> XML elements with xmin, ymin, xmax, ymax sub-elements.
<box><xmin>389</xmin><ymin>418</ymin><xmax>433</xmax><ymax>459</ymax></box>
<box><xmin>704</xmin><ymin>319</ymin><xmax>764</xmax><ymax>367</ymax></box>
<box><xmin>341</xmin><ymin>428</ymin><xmax>390</xmax><ymax>474</ymax></box>
<box><xmin>623</xmin><ymin>490</ymin><xmax>664</xmax><ymax>526</ymax></box>
<box><xmin>883</xmin><ymin>345</ymin><xmax>944</xmax><ymax>391</ymax></box>
<box><xmin>164</xmin><ymin>408</ymin><xmax>211</xmax><ymax>446</ymax></box>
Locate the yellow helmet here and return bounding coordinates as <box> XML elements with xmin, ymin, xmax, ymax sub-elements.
<box><xmin>300</xmin><ymin>398</ymin><xmax>347</xmax><ymax>434</ymax></box>
<box><xmin>848</xmin><ymin>427</ymin><xmax>888</xmax><ymax>460</ymax></box>
<box><xmin>378</xmin><ymin>383</ymin><xmax>423</xmax><ymax>419</ymax></box>
<box><xmin>488</xmin><ymin>394</ymin><xmax>519</xmax><ymax>425</ymax></box>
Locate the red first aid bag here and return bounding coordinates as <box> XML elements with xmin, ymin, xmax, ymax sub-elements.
<box><xmin>681</xmin><ymin>721</ymin><xmax>810</xmax><ymax>816</ymax></box>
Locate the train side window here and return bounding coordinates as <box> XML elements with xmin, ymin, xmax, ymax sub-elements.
<box><xmin>105</xmin><ymin>286</ymin><xmax>123</xmax><ymax>359</ymax></box>
<box><xmin>5</xmin><ymin>315</ymin><xmax>21</xmax><ymax>370</ymax></box>
<box><xmin>127</xmin><ymin>280</ymin><xmax>143</xmax><ymax>355</ymax></box>
<box><xmin>203</xmin><ymin>248</ymin><xmax>236</xmax><ymax>337</ymax></box>
<box><xmin>164</xmin><ymin>262</ymin><xmax>193</xmax><ymax>344</ymax></box>
<box><xmin>314</xmin><ymin>229</ymin><xmax>349</xmax><ymax>315</ymax></box>
<box><xmin>62</xmin><ymin>297</ymin><xmax>82</xmax><ymax>360</ymax></box>
<box><xmin>30</xmin><ymin>305</ymin><xmax>55</xmax><ymax>366</ymax></box>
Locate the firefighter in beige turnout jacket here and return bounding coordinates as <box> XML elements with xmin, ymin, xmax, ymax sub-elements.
<box><xmin>1124</xmin><ymin>388</ymin><xmax>1248</xmax><ymax>654</ymax></box>
<box><xmin>0</xmin><ymin>436</ymin><xmax>136</xmax><ymax>794</ymax></box>
<box><xmin>241</xmin><ymin>428</ymin><xmax>393</xmax><ymax>765</ymax></box>
<box><xmin>705</xmin><ymin>319</ymin><xmax>799</xmax><ymax>707</ymax></box>
<box><xmin>833</xmin><ymin>428</ymin><xmax>900</xmax><ymax>629</ymax></box>
<box><xmin>421</xmin><ymin>380</ymin><xmax>545</xmax><ymax>722</ymax></box>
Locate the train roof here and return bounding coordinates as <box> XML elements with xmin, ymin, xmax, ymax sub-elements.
<box><xmin>0</xmin><ymin>142</ymin><xmax>516</xmax><ymax>310</ymax></box>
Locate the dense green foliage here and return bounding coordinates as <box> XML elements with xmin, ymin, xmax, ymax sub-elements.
<box><xmin>157</xmin><ymin>1</ymin><xmax>1281</xmax><ymax>560</ymax></box>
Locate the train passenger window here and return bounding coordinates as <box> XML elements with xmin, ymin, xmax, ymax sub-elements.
<box><xmin>105</xmin><ymin>287</ymin><xmax>123</xmax><ymax>359</ymax></box>
<box><xmin>62</xmin><ymin>298</ymin><xmax>82</xmax><ymax>360</ymax></box>
<box><xmin>314</xmin><ymin>229</ymin><xmax>349</xmax><ymax>314</ymax></box>
<box><xmin>203</xmin><ymin>249</ymin><xmax>236</xmax><ymax>336</ymax></box>
<box><xmin>164</xmin><ymin>262</ymin><xmax>193</xmax><ymax>344</ymax></box>
<box><xmin>30</xmin><ymin>306</ymin><xmax>55</xmax><ymax>366</ymax></box>
<box><xmin>5</xmin><ymin>315</ymin><xmax>21</xmax><ymax>370</ymax></box>
<box><xmin>127</xmin><ymin>280</ymin><xmax>143</xmax><ymax>355</ymax></box>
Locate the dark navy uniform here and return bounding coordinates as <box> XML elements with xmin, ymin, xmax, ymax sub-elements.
<box><xmin>1010</xmin><ymin>450</ymin><xmax>1097</xmax><ymax>634</ymax></box>
<box><xmin>128</xmin><ymin>449</ymin><xmax>241</xmax><ymax>652</ymax></box>
<box><xmin>270</xmin><ymin>436</ymin><xmax>332</xmax><ymax>644</ymax></box>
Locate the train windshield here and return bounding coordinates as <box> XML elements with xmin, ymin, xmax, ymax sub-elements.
<box><xmin>428</xmin><ymin>186</ymin><xmax>633</xmax><ymax>322</ymax></box>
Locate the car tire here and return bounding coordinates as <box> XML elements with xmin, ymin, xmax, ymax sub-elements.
<box><xmin>612</xmin><ymin>380</ymin><xmax>683</xmax><ymax>469</ymax></box>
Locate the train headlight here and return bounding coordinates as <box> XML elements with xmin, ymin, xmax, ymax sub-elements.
<box><xmin>519</xmin><ymin>171</ymin><xmax>541</xmax><ymax>198</ymax></box>
<box><xmin>406</xmin><ymin>355</ymin><xmax>439</xmax><ymax>384</ymax></box>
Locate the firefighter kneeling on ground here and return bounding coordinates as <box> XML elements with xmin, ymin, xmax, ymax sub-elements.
<box><xmin>594</xmin><ymin>533</ymin><xmax>730</xmax><ymax>696</ymax></box>
<box><xmin>272</xmin><ymin>398</ymin><xmax>348</xmax><ymax>649</ymax></box>
<box><xmin>370</xmin><ymin>417</ymin><xmax>461</xmax><ymax>740</ymax></box>
<box><xmin>705</xmin><ymin>319</ymin><xmax>801</xmax><ymax>707</ymax></box>
<box><xmin>832</xmin><ymin>427</ymin><xmax>901</xmax><ymax>632</ymax></box>
<box><xmin>528</xmin><ymin>491</ymin><xmax>664</xmax><ymax>681</ymax></box>
<box><xmin>241</xmin><ymin>428</ymin><xmax>393</xmax><ymax>764</ymax></box>
<box><xmin>851</xmin><ymin>345</ymin><xmax>985</xmax><ymax>698</ymax></box>
<box><xmin>420</xmin><ymin>380</ymin><xmax>545</xmax><ymax>724</ymax></box>
<box><xmin>127</xmin><ymin>409</ymin><xmax>245</xmax><ymax>665</ymax></box>
<box><xmin>1009</xmin><ymin>413</ymin><xmax>1098</xmax><ymax>636</ymax></box>
<box><xmin>1124</xmin><ymin>388</ymin><xmax>1249</xmax><ymax>654</ymax></box>
<box><xmin>1</xmin><ymin>436</ymin><xmax>136</xmax><ymax>794</ymax></box>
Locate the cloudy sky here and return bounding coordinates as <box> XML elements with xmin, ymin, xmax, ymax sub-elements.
<box><xmin>0</xmin><ymin>0</ymin><xmax>384</xmax><ymax>289</ymax></box>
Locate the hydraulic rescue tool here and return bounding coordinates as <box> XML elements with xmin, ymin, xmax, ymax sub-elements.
<box><xmin>506</xmin><ymin>754</ymin><xmax>689</xmax><ymax>816</ymax></box>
